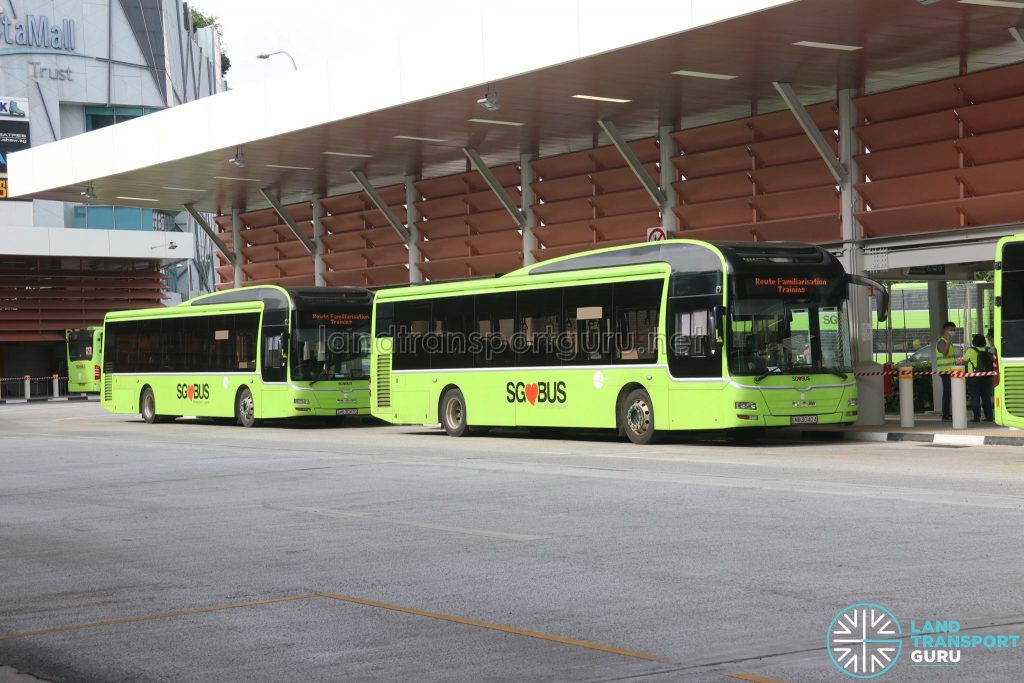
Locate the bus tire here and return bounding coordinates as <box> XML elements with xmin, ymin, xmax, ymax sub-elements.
<box><xmin>621</xmin><ymin>388</ymin><xmax>659</xmax><ymax>445</ymax></box>
<box><xmin>236</xmin><ymin>387</ymin><xmax>260</xmax><ymax>428</ymax></box>
<box><xmin>140</xmin><ymin>386</ymin><xmax>157</xmax><ymax>424</ymax></box>
<box><xmin>440</xmin><ymin>387</ymin><xmax>471</xmax><ymax>437</ymax></box>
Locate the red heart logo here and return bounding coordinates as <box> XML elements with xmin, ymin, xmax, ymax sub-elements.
<box><xmin>524</xmin><ymin>383</ymin><xmax>539</xmax><ymax>405</ymax></box>
<box><xmin>187</xmin><ymin>385</ymin><xmax>195</xmax><ymax>401</ymax></box>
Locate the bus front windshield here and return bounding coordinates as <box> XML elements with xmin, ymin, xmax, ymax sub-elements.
<box><xmin>67</xmin><ymin>330</ymin><xmax>95</xmax><ymax>361</ymax></box>
<box><xmin>290</xmin><ymin>310</ymin><xmax>371</xmax><ymax>381</ymax></box>
<box><xmin>728</xmin><ymin>299</ymin><xmax>852</xmax><ymax>377</ymax></box>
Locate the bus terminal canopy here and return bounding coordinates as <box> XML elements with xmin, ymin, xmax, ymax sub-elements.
<box><xmin>10</xmin><ymin>0</ymin><xmax>1024</xmax><ymax>216</ymax></box>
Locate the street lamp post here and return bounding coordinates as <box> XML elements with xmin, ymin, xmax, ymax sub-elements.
<box><xmin>257</xmin><ymin>51</ymin><xmax>297</xmax><ymax>71</ymax></box>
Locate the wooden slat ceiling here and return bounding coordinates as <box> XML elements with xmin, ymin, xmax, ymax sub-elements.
<box><xmin>20</xmin><ymin>0</ymin><xmax>1024</xmax><ymax>215</ymax></box>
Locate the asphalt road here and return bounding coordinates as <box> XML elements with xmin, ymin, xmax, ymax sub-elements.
<box><xmin>1</xmin><ymin>402</ymin><xmax>1022</xmax><ymax>682</ymax></box>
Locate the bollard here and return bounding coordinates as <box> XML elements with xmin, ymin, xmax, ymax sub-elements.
<box><xmin>52</xmin><ymin>374</ymin><xmax>59</xmax><ymax>398</ymax></box>
<box><xmin>951</xmin><ymin>366</ymin><xmax>968</xmax><ymax>430</ymax></box>
<box><xmin>23</xmin><ymin>375</ymin><xmax>30</xmax><ymax>399</ymax></box>
<box><xmin>899</xmin><ymin>366</ymin><xmax>915</xmax><ymax>428</ymax></box>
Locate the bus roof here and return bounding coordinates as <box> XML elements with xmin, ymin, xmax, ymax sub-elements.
<box><xmin>186</xmin><ymin>285</ymin><xmax>372</xmax><ymax>311</ymax></box>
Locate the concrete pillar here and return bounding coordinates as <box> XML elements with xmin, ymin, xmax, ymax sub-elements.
<box><xmin>311</xmin><ymin>195</ymin><xmax>326</xmax><ymax>287</ymax></box>
<box><xmin>405</xmin><ymin>176</ymin><xmax>423</xmax><ymax>283</ymax></box>
<box><xmin>231</xmin><ymin>208</ymin><xmax>243</xmax><ymax>287</ymax></box>
<box><xmin>520</xmin><ymin>154</ymin><xmax>537</xmax><ymax>266</ymax></box>
<box><xmin>928</xmin><ymin>280</ymin><xmax>950</xmax><ymax>411</ymax></box>
<box><xmin>838</xmin><ymin>88</ymin><xmax>882</xmax><ymax>425</ymax></box>
<box><xmin>659</xmin><ymin>125</ymin><xmax>679</xmax><ymax>234</ymax></box>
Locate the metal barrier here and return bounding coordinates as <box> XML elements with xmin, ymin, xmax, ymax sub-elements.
<box><xmin>855</xmin><ymin>366</ymin><xmax>998</xmax><ymax>428</ymax></box>
<box><xmin>0</xmin><ymin>375</ymin><xmax>68</xmax><ymax>400</ymax></box>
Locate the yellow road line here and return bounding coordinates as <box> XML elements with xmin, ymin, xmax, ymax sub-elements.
<box><xmin>726</xmin><ymin>673</ymin><xmax>789</xmax><ymax>683</ymax></box>
<box><xmin>316</xmin><ymin>591</ymin><xmax>659</xmax><ymax>661</ymax></box>
<box><xmin>0</xmin><ymin>593</ymin><xmax>320</xmax><ymax>642</ymax></box>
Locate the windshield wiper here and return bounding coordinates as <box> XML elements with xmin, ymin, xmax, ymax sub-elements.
<box><xmin>819</xmin><ymin>366</ymin><xmax>849</xmax><ymax>380</ymax></box>
<box><xmin>754</xmin><ymin>367</ymin><xmax>783</xmax><ymax>383</ymax></box>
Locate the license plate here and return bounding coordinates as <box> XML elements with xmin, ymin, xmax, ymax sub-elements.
<box><xmin>791</xmin><ymin>415</ymin><xmax>818</xmax><ymax>425</ymax></box>
<box><xmin>336</xmin><ymin>409</ymin><xmax>358</xmax><ymax>416</ymax></box>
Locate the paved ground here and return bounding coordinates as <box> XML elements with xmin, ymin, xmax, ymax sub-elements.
<box><xmin>1</xmin><ymin>402</ymin><xmax>1022</xmax><ymax>682</ymax></box>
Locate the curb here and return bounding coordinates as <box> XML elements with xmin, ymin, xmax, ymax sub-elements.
<box><xmin>779</xmin><ymin>428</ymin><xmax>1024</xmax><ymax>447</ymax></box>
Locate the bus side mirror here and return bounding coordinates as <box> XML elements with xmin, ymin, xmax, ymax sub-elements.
<box><xmin>847</xmin><ymin>274</ymin><xmax>889</xmax><ymax>324</ymax></box>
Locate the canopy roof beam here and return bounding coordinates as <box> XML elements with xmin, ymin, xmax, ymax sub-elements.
<box><xmin>183</xmin><ymin>203</ymin><xmax>235</xmax><ymax>266</ymax></box>
<box><xmin>351</xmin><ymin>171</ymin><xmax>411</xmax><ymax>242</ymax></box>
<box><xmin>259</xmin><ymin>188</ymin><xmax>316</xmax><ymax>254</ymax></box>
<box><xmin>772</xmin><ymin>81</ymin><xmax>847</xmax><ymax>184</ymax></box>
<box><xmin>463</xmin><ymin>147</ymin><xmax>526</xmax><ymax>228</ymax></box>
<box><xmin>597</xmin><ymin>118</ymin><xmax>666</xmax><ymax>208</ymax></box>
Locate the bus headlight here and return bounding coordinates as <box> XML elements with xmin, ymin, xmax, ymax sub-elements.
<box><xmin>847</xmin><ymin>398</ymin><xmax>858</xmax><ymax>407</ymax></box>
<box><xmin>293</xmin><ymin>398</ymin><xmax>310</xmax><ymax>405</ymax></box>
<box><xmin>735</xmin><ymin>401</ymin><xmax>757</xmax><ymax>410</ymax></box>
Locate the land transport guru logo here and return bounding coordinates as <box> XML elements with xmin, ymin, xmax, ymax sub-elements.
<box><xmin>827</xmin><ymin>602</ymin><xmax>1020</xmax><ymax>678</ymax></box>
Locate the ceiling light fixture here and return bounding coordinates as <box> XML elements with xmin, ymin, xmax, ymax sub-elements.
<box><xmin>265</xmin><ymin>164</ymin><xmax>315</xmax><ymax>170</ymax></box>
<box><xmin>80</xmin><ymin>183</ymin><xmax>96</xmax><ymax>200</ymax></box>
<box><xmin>959</xmin><ymin>0</ymin><xmax>1024</xmax><ymax>7</ymax></box>
<box><xmin>228</xmin><ymin>146</ymin><xmax>247</xmax><ymax>167</ymax></box>
<box><xmin>214</xmin><ymin>176</ymin><xmax>263</xmax><ymax>182</ymax></box>
<box><xmin>672</xmin><ymin>69</ymin><xmax>738</xmax><ymax>80</ymax></box>
<box><xmin>394</xmin><ymin>135</ymin><xmax>447</xmax><ymax>143</ymax></box>
<box><xmin>162</xmin><ymin>186</ymin><xmax>208</xmax><ymax>192</ymax></box>
<box><xmin>792</xmin><ymin>40</ymin><xmax>863</xmax><ymax>51</ymax></box>
<box><xmin>322</xmin><ymin>151</ymin><xmax>372</xmax><ymax>158</ymax></box>
<box><xmin>477</xmin><ymin>85</ymin><xmax>500</xmax><ymax>112</ymax></box>
<box><xmin>116</xmin><ymin>196</ymin><xmax>159</xmax><ymax>202</ymax></box>
<box><xmin>467</xmin><ymin>118</ymin><xmax>525</xmax><ymax>126</ymax></box>
<box><xmin>572</xmin><ymin>94</ymin><xmax>632</xmax><ymax>103</ymax></box>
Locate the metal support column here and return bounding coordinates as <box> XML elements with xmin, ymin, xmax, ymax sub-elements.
<box><xmin>928</xmin><ymin>281</ymin><xmax>950</xmax><ymax>411</ymax></box>
<box><xmin>311</xmin><ymin>194</ymin><xmax>326</xmax><ymax>287</ymax></box>
<box><xmin>231</xmin><ymin>209</ymin><xmax>243</xmax><ymax>286</ymax></box>
<box><xmin>520</xmin><ymin>154</ymin><xmax>537</xmax><ymax>266</ymax></box>
<box><xmin>405</xmin><ymin>176</ymin><xmax>423</xmax><ymax>283</ymax></box>
<box><xmin>351</xmin><ymin>171</ymin><xmax>411</xmax><ymax>242</ymax></box>
<box><xmin>659</xmin><ymin>125</ymin><xmax>679</xmax><ymax>234</ymax></box>
<box><xmin>463</xmin><ymin>148</ymin><xmax>526</xmax><ymax>228</ymax></box>
<box><xmin>260</xmin><ymin>188</ymin><xmax>316</xmax><ymax>254</ymax></box>
<box><xmin>773</xmin><ymin>82</ymin><xmax>846</xmax><ymax>184</ymax></box>
<box><xmin>597</xmin><ymin>119</ymin><xmax>666</xmax><ymax>208</ymax></box>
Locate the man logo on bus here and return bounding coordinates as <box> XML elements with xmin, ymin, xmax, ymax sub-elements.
<box><xmin>176</xmin><ymin>383</ymin><xmax>210</xmax><ymax>401</ymax></box>
<box><xmin>505</xmin><ymin>381</ymin><xmax>567</xmax><ymax>405</ymax></box>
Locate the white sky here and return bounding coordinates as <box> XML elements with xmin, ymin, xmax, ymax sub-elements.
<box><xmin>193</xmin><ymin>0</ymin><xmax>788</xmax><ymax>89</ymax></box>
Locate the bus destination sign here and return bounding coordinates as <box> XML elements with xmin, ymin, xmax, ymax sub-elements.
<box><xmin>741</xmin><ymin>275</ymin><xmax>835</xmax><ymax>298</ymax></box>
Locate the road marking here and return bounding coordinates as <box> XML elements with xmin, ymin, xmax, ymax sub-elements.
<box><xmin>279</xmin><ymin>506</ymin><xmax>547</xmax><ymax>541</ymax></box>
<box><xmin>0</xmin><ymin>593</ymin><xmax>320</xmax><ymax>642</ymax></box>
<box><xmin>726</xmin><ymin>674</ymin><xmax>789</xmax><ymax>683</ymax></box>
<box><xmin>316</xmin><ymin>591</ymin><xmax>659</xmax><ymax>661</ymax></box>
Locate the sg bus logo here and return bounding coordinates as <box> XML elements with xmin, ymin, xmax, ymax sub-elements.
<box><xmin>506</xmin><ymin>381</ymin><xmax>567</xmax><ymax>405</ymax></box>
<box><xmin>176</xmin><ymin>383</ymin><xmax>210</xmax><ymax>401</ymax></box>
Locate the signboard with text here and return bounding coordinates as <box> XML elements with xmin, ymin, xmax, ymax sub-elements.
<box><xmin>0</xmin><ymin>97</ymin><xmax>30</xmax><ymax>180</ymax></box>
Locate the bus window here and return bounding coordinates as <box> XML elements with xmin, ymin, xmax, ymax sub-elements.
<box><xmin>475</xmin><ymin>291</ymin><xmax>515</xmax><ymax>368</ymax></box>
<box><xmin>614</xmin><ymin>280</ymin><xmax>663</xmax><ymax>364</ymax></box>
<box><xmin>669</xmin><ymin>294</ymin><xmax>722</xmax><ymax>377</ymax></box>
<box><xmin>262</xmin><ymin>328</ymin><xmax>287</xmax><ymax>382</ymax></box>
<box><xmin>564</xmin><ymin>284</ymin><xmax>613</xmax><ymax>365</ymax></box>
<box><xmin>516</xmin><ymin>288</ymin><xmax>562</xmax><ymax>367</ymax></box>
<box><xmin>431</xmin><ymin>295</ymin><xmax>474</xmax><ymax>369</ymax></box>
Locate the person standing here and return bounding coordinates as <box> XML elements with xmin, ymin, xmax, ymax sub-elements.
<box><xmin>935</xmin><ymin>321</ymin><xmax>957</xmax><ymax>420</ymax></box>
<box><xmin>964</xmin><ymin>333</ymin><xmax>994</xmax><ymax>422</ymax></box>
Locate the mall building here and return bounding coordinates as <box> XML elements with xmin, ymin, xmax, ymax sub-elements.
<box><xmin>0</xmin><ymin>0</ymin><xmax>223</xmax><ymax>383</ymax></box>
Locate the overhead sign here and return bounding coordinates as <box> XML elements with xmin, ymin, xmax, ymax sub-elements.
<box><xmin>646</xmin><ymin>227</ymin><xmax>667</xmax><ymax>242</ymax></box>
<box><xmin>907</xmin><ymin>265</ymin><xmax>945</xmax><ymax>276</ymax></box>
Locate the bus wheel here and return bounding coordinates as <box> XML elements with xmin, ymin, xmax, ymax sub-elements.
<box><xmin>237</xmin><ymin>387</ymin><xmax>260</xmax><ymax>428</ymax></box>
<box><xmin>440</xmin><ymin>388</ymin><xmax>471</xmax><ymax>437</ymax></box>
<box><xmin>140</xmin><ymin>387</ymin><xmax>157</xmax><ymax>424</ymax></box>
<box><xmin>622</xmin><ymin>388</ymin><xmax>658</xmax><ymax>445</ymax></box>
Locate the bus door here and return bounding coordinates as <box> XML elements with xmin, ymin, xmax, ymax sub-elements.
<box><xmin>262</xmin><ymin>326</ymin><xmax>288</xmax><ymax>383</ymax></box>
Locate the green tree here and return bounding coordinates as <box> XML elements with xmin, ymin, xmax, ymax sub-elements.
<box><xmin>190</xmin><ymin>7</ymin><xmax>230</xmax><ymax>75</ymax></box>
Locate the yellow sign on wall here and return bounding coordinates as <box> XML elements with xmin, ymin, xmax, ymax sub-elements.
<box><xmin>0</xmin><ymin>178</ymin><xmax>8</xmax><ymax>199</ymax></box>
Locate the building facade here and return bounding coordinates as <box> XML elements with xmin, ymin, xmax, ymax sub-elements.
<box><xmin>0</xmin><ymin>0</ymin><xmax>222</xmax><ymax>386</ymax></box>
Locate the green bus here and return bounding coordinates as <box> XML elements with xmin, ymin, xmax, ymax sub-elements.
<box><xmin>66</xmin><ymin>327</ymin><xmax>103</xmax><ymax>393</ymax></box>
<box><xmin>995</xmin><ymin>235</ymin><xmax>1024</xmax><ymax>427</ymax></box>
<box><xmin>370</xmin><ymin>241</ymin><xmax>887</xmax><ymax>444</ymax></box>
<box><xmin>102</xmin><ymin>285</ymin><xmax>373</xmax><ymax>426</ymax></box>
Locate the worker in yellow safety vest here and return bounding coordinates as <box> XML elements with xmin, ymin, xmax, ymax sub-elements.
<box><xmin>935</xmin><ymin>321</ymin><xmax>957</xmax><ymax>420</ymax></box>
